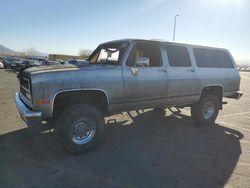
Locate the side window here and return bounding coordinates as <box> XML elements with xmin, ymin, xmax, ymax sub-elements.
<box><xmin>193</xmin><ymin>48</ymin><xmax>234</xmax><ymax>68</ymax></box>
<box><xmin>126</xmin><ymin>42</ymin><xmax>162</xmax><ymax>67</ymax></box>
<box><xmin>166</xmin><ymin>45</ymin><xmax>191</xmax><ymax>67</ymax></box>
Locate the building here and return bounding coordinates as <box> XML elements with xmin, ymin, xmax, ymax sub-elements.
<box><xmin>48</xmin><ymin>54</ymin><xmax>88</xmax><ymax>61</ymax></box>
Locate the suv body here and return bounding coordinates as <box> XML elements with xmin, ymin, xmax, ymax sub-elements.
<box><xmin>15</xmin><ymin>39</ymin><xmax>242</xmax><ymax>153</ymax></box>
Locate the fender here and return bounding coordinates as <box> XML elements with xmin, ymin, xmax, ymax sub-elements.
<box><xmin>51</xmin><ymin>88</ymin><xmax>110</xmax><ymax>115</ymax></box>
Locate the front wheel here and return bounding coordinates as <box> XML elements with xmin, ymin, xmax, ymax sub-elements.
<box><xmin>191</xmin><ymin>94</ymin><xmax>219</xmax><ymax>126</ymax></box>
<box><xmin>55</xmin><ymin>104</ymin><xmax>105</xmax><ymax>154</ymax></box>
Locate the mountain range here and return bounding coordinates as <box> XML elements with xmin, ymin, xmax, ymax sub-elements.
<box><xmin>0</xmin><ymin>44</ymin><xmax>16</xmax><ymax>55</ymax></box>
<box><xmin>0</xmin><ymin>44</ymin><xmax>47</xmax><ymax>57</ymax></box>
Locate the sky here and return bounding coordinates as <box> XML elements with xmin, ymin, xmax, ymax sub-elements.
<box><xmin>0</xmin><ymin>0</ymin><xmax>249</xmax><ymax>61</ymax></box>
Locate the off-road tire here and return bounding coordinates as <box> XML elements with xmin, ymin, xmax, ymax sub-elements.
<box><xmin>191</xmin><ymin>94</ymin><xmax>219</xmax><ymax>126</ymax></box>
<box><xmin>55</xmin><ymin>104</ymin><xmax>105</xmax><ymax>154</ymax></box>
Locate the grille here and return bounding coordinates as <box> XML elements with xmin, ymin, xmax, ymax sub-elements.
<box><xmin>19</xmin><ymin>76</ymin><xmax>32</xmax><ymax>107</ymax></box>
<box><xmin>20</xmin><ymin>76</ymin><xmax>29</xmax><ymax>90</ymax></box>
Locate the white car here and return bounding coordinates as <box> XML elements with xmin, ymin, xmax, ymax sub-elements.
<box><xmin>0</xmin><ymin>61</ymin><xmax>4</xmax><ymax>69</ymax></box>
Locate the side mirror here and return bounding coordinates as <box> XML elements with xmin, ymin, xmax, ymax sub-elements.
<box><xmin>135</xmin><ymin>57</ymin><xmax>150</xmax><ymax>67</ymax></box>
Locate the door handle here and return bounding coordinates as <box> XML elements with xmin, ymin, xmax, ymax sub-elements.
<box><xmin>131</xmin><ymin>67</ymin><xmax>138</xmax><ymax>76</ymax></box>
<box><xmin>187</xmin><ymin>69</ymin><xmax>195</xmax><ymax>72</ymax></box>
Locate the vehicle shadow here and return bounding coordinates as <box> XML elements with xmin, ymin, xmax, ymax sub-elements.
<box><xmin>0</xmin><ymin>110</ymin><xmax>243</xmax><ymax>188</ymax></box>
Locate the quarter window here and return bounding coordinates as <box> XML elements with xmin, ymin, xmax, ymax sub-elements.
<box><xmin>193</xmin><ymin>48</ymin><xmax>234</xmax><ymax>68</ymax></box>
<box><xmin>166</xmin><ymin>45</ymin><xmax>191</xmax><ymax>67</ymax></box>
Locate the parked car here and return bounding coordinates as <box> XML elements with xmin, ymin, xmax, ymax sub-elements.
<box><xmin>0</xmin><ymin>57</ymin><xmax>5</xmax><ymax>67</ymax></box>
<box><xmin>77</xmin><ymin>60</ymin><xmax>89</xmax><ymax>65</ymax></box>
<box><xmin>0</xmin><ymin>57</ymin><xmax>7</xmax><ymax>68</ymax></box>
<box><xmin>15</xmin><ymin>39</ymin><xmax>242</xmax><ymax>154</ymax></box>
<box><xmin>19</xmin><ymin>60</ymin><xmax>41</xmax><ymax>70</ymax></box>
<box><xmin>56</xmin><ymin>59</ymin><xmax>66</xmax><ymax>65</ymax></box>
<box><xmin>11</xmin><ymin>60</ymin><xmax>23</xmax><ymax>70</ymax></box>
<box><xmin>65</xmin><ymin>59</ymin><xmax>89</xmax><ymax>66</ymax></box>
<box><xmin>0</xmin><ymin>61</ymin><xmax>4</xmax><ymax>69</ymax></box>
<box><xmin>40</xmin><ymin>60</ymin><xmax>60</xmax><ymax>66</ymax></box>
<box><xmin>1</xmin><ymin>57</ymin><xmax>18</xmax><ymax>69</ymax></box>
<box><xmin>67</xmin><ymin>59</ymin><xmax>80</xmax><ymax>65</ymax></box>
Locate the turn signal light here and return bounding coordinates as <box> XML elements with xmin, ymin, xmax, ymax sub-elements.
<box><xmin>35</xmin><ymin>100</ymin><xmax>50</xmax><ymax>105</ymax></box>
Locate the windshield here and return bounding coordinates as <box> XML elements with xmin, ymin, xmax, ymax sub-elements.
<box><xmin>88</xmin><ymin>41</ymin><xmax>129</xmax><ymax>65</ymax></box>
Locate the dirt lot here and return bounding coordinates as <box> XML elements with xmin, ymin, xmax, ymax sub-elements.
<box><xmin>0</xmin><ymin>69</ymin><xmax>250</xmax><ymax>188</ymax></box>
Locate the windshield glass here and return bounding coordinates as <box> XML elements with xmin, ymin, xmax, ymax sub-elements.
<box><xmin>97</xmin><ymin>48</ymin><xmax>119</xmax><ymax>63</ymax></box>
<box><xmin>88</xmin><ymin>41</ymin><xmax>129</xmax><ymax>65</ymax></box>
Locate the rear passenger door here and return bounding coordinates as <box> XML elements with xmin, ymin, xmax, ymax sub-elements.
<box><xmin>164</xmin><ymin>44</ymin><xmax>197</xmax><ymax>105</ymax></box>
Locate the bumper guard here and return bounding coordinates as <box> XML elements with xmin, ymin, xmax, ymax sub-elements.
<box><xmin>15</xmin><ymin>92</ymin><xmax>42</xmax><ymax>127</ymax></box>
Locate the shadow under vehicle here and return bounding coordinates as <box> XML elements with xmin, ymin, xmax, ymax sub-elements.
<box><xmin>0</xmin><ymin>110</ymin><xmax>243</xmax><ymax>187</ymax></box>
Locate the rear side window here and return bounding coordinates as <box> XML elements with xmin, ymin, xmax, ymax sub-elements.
<box><xmin>193</xmin><ymin>48</ymin><xmax>234</xmax><ymax>68</ymax></box>
<box><xmin>165</xmin><ymin>45</ymin><xmax>191</xmax><ymax>67</ymax></box>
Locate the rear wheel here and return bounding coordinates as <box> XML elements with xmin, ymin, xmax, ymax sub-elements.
<box><xmin>191</xmin><ymin>94</ymin><xmax>219</xmax><ymax>126</ymax></box>
<box><xmin>55</xmin><ymin>104</ymin><xmax>105</xmax><ymax>154</ymax></box>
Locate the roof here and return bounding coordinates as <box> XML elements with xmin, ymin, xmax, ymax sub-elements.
<box><xmin>101</xmin><ymin>38</ymin><xmax>227</xmax><ymax>51</ymax></box>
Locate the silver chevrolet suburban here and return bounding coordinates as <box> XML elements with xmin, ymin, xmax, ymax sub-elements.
<box><xmin>15</xmin><ymin>39</ymin><xmax>242</xmax><ymax>154</ymax></box>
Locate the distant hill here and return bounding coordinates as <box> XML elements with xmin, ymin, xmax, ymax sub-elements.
<box><xmin>0</xmin><ymin>44</ymin><xmax>47</xmax><ymax>57</ymax></box>
<box><xmin>0</xmin><ymin>44</ymin><xmax>17</xmax><ymax>55</ymax></box>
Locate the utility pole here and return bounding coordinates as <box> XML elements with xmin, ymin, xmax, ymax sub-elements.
<box><xmin>173</xmin><ymin>14</ymin><xmax>179</xmax><ymax>41</ymax></box>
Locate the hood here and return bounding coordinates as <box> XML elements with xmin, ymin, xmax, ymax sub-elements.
<box><xmin>25</xmin><ymin>64</ymin><xmax>78</xmax><ymax>74</ymax></box>
<box><xmin>21</xmin><ymin>62</ymin><xmax>119</xmax><ymax>78</ymax></box>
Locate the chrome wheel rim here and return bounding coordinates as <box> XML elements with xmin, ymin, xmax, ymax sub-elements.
<box><xmin>202</xmin><ymin>101</ymin><xmax>215</xmax><ymax>120</ymax></box>
<box><xmin>71</xmin><ymin>117</ymin><xmax>96</xmax><ymax>145</ymax></box>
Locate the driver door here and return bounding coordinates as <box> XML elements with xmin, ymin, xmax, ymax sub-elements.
<box><xmin>122</xmin><ymin>42</ymin><xmax>168</xmax><ymax>110</ymax></box>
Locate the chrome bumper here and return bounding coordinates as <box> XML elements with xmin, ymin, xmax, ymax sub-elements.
<box><xmin>236</xmin><ymin>91</ymin><xmax>243</xmax><ymax>100</ymax></box>
<box><xmin>15</xmin><ymin>92</ymin><xmax>42</xmax><ymax>127</ymax></box>
<box><xmin>227</xmin><ymin>90</ymin><xmax>243</xmax><ymax>100</ymax></box>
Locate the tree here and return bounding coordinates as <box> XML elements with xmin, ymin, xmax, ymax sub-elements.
<box><xmin>79</xmin><ymin>49</ymin><xmax>92</xmax><ymax>58</ymax></box>
<box><xmin>20</xmin><ymin>47</ymin><xmax>37</xmax><ymax>56</ymax></box>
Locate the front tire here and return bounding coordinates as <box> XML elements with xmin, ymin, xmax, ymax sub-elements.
<box><xmin>55</xmin><ymin>104</ymin><xmax>105</xmax><ymax>154</ymax></box>
<box><xmin>191</xmin><ymin>94</ymin><xmax>219</xmax><ymax>126</ymax></box>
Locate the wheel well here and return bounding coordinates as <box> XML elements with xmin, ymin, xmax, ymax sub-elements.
<box><xmin>53</xmin><ymin>90</ymin><xmax>109</xmax><ymax>117</ymax></box>
<box><xmin>200</xmin><ymin>86</ymin><xmax>223</xmax><ymax>109</ymax></box>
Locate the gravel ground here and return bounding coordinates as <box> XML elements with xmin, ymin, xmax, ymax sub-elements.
<box><xmin>0</xmin><ymin>69</ymin><xmax>250</xmax><ymax>188</ymax></box>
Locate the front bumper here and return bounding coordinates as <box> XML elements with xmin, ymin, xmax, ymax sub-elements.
<box><xmin>15</xmin><ymin>92</ymin><xmax>42</xmax><ymax>127</ymax></box>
